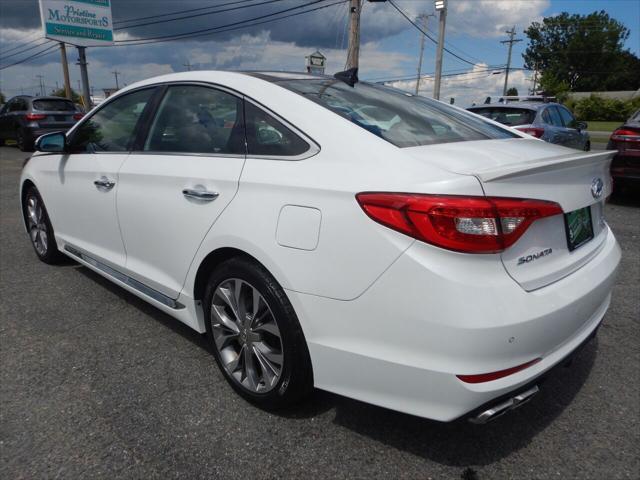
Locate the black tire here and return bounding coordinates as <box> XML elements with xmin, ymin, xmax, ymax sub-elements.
<box><xmin>584</xmin><ymin>141</ymin><xmax>591</xmax><ymax>151</ymax></box>
<box><xmin>17</xmin><ymin>129</ymin><xmax>33</xmax><ymax>152</ymax></box>
<box><xmin>203</xmin><ymin>257</ymin><xmax>313</xmax><ymax>409</ymax></box>
<box><xmin>22</xmin><ymin>186</ymin><xmax>65</xmax><ymax>264</ymax></box>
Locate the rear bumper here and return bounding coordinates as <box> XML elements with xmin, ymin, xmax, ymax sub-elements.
<box><xmin>24</xmin><ymin>127</ymin><xmax>71</xmax><ymax>141</ymax></box>
<box><xmin>289</xmin><ymin>227</ymin><xmax>621</xmax><ymax>421</ymax></box>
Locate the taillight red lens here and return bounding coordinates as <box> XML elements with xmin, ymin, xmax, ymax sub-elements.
<box><xmin>73</xmin><ymin>112</ymin><xmax>84</xmax><ymax>120</ymax></box>
<box><xmin>356</xmin><ymin>193</ymin><xmax>563</xmax><ymax>253</ymax></box>
<box><xmin>457</xmin><ymin>358</ymin><xmax>541</xmax><ymax>383</ymax></box>
<box><xmin>611</xmin><ymin>128</ymin><xmax>640</xmax><ymax>142</ymax></box>
<box><xmin>515</xmin><ymin>126</ymin><xmax>544</xmax><ymax>138</ymax></box>
<box><xmin>25</xmin><ymin>113</ymin><xmax>46</xmax><ymax>121</ymax></box>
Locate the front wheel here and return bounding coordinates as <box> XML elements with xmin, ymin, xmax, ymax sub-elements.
<box><xmin>584</xmin><ymin>141</ymin><xmax>591</xmax><ymax>151</ymax></box>
<box><xmin>22</xmin><ymin>186</ymin><xmax>65</xmax><ymax>264</ymax></box>
<box><xmin>17</xmin><ymin>129</ymin><xmax>33</xmax><ymax>152</ymax></box>
<box><xmin>203</xmin><ymin>257</ymin><xmax>313</xmax><ymax>409</ymax></box>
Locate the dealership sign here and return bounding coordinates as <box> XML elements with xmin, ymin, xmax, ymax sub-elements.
<box><xmin>39</xmin><ymin>0</ymin><xmax>114</xmax><ymax>46</ymax></box>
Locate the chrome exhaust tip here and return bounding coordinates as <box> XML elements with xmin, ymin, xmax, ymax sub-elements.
<box><xmin>469</xmin><ymin>385</ymin><xmax>539</xmax><ymax>424</ymax></box>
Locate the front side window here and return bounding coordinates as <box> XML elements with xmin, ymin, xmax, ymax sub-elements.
<box><xmin>144</xmin><ymin>85</ymin><xmax>244</xmax><ymax>155</ymax></box>
<box><xmin>558</xmin><ymin>106</ymin><xmax>577</xmax><ymax>128</ymax></box>
<box><xmin>274</xmin><ymin>79</ymin><xmax>516</xmax><ymax>148</ymax></box>
<box><xmin>71</xmin><ymin>88</ymin><xmax>154</xmax><ymax>152</ymax></box>
<box><xmin>245</xmin><ymin>102</ymin><xmax>310</xmax><ymax>156</ymax></box>
<box><xmin>543</xmin><ymin>106</ymin><xmax>564</xmax><ymax>127</ymax></box>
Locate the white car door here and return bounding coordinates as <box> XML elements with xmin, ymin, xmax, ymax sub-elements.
<box><xmin>116</xmin><ymin>84</ymin><xmax>246</xmax><ymax>299</ymax></box>
<box><xmin>44</xmin><ymin>87</ymin><xmax>157</xmax><ymax>268</ymax></box>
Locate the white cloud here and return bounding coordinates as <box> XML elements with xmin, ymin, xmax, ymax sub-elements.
<box><xmin>389</xmin><ymin>63</ymin><xmax>532</xmax><ymax>107</ymax></box>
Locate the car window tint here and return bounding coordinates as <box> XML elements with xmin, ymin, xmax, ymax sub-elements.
<box><xmin>244</xmin><ymin>102</ymin><xmax>310</xmax><ymax>156</ymax></box>
<box><xmin>144</xmin><ymin>85</ymin><xmax>245</xmax><ymax>155</ymax></box>
<box><xmin>558</xmin><ymin>107</ymin><xmax>576</xmax><ymax>128</ymax></box>
<box><xmin>468</xmin><ymin>107</ymin><xmax>535</xmax><ymax>126</ymax></box>
<box><xmin>33</xmin><ymin>99</ymin><xmax>75</xmax><ymax>111</ymax></box>
<box><xmin>546</xmin><ymin>107</ymin><xmax>564</xmax><ymax>127</ymax></box>
<box><xmin>275</xmin><ymin>79</ymin><xmax>516</xmax><ymax>148</ymax></box>
<box><xmin>71</xmin><ymin>88</ymin><xmax>154</xmax><ymax>152</ymax></box>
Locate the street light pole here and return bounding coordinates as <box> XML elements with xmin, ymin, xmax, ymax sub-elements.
<box><xmin>433</xmin><ymin>0</ymin><xmax>447</xmax><ymax>100</ymax></box>
<box><xmin>415</xmin><ymin>13</ymin><xmax>434</xmax><ymax>95</ymax></box>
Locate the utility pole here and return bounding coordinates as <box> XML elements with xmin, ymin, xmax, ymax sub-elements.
<box><xmin>59</xmin><ymin>43</ymin><xmax>72</xmax><ymax>100</ymax></box>
<box><xmin>112</xmin><ymin>69</ymin><xmax>121</xmax><ymax>89</ymax></box>
<box><xmin>345</xmin><ymin>0</ymin><xmax>361</xmax><ymax>70</ymax></box>
<box><xmin>76</xmin><ymin>47</ymin><xmax>92</xmax><ymax>109</ymax></box>
<box><xmin>415</xmin><ymin>13</ymin><xmax>435</xmax><ymax>95</ymax></box>
<box><xmin>36</xmin><ymin>75</ymin><xmax>45</xmax><ymax>96</ymax></box>
<box><xmin>433</xmin><ymin>0</ymin><xmax>447</xmax><ymax>100</ymax></box>
<box><xmin>183</xmin><ymin>61</ymin><xmax>192</xmax><ymax>71</ymax></box>
<box><xmin>501</xmin><ymin>26</ymin><xmax>522</xmax><ymax>96</ymax></box>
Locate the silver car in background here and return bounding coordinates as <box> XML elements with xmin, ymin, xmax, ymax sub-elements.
<box><xmin>468</xmin><ymin>102</ymin><xmax>590</xmax><ymax>151</ymax></box>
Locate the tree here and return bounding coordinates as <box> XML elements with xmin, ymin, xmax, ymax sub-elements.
<box><xmin>523</xmin><ymin>10</ymin><xmax>640</xmax><ymax>93</ymax></box>
<box><xmin>50</xmin><ymin>87</ymin><xmax>82</xmax><ymax>104</ymax></box>
<box><xmin>506</xmin><ymin>87</ymin><xmax>518</xmax><ymax>96</ymax></box>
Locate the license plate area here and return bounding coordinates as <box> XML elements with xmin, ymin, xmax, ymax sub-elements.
<box><xmin>564</xmin><ymin>206</ymin><xmax>594</xmax><ymax>251</ymax></box>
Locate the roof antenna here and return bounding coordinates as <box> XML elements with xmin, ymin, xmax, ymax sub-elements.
<box><xmin>334</xmin><ymin>67</ymin><xmax>358</xmax><ymax>87</ymax></box>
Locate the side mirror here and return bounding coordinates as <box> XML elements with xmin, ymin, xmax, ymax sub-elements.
<box><xmin>35</xmin><ymin>132</ymin><xmax>66</xmax><ymax>152</ymax></box>
<box><xmin>576</xmin><ymin>121</ymin><xmax>588</xmax><ymax>131</ymax></box>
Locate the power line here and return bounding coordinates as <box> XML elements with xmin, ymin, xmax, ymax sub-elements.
<box><xmin>113</xmin><ymin>0</ymin><xmax>259</xmax><ymax>26</ymax></box>
<box><xmin>0</xmin><ymin>40</ymin><xmax>53</xmax><ymax>61</ymax></box>
<box><xmin>111</xmin><ymin>0</ymin><xmax>345</xmax><ymax>47</ymax></box>
<box><xmin>113</xmin><ymin>0</ymin><xmax>286</xmax><ymax>31</ymax></box>
<box><xmin>387</xmin><ymin>0</ymin><xmax>477</xmax><ymax>67</ymax></box>
<box><xmin>0</xmin><ymin>44</ymin><xmax>59</xmax><ymax>71</ymax></box>
<box><xmin>0</xmin><ymin>34</ymin><xmax>45</xmax><ymax>56</ymax></box>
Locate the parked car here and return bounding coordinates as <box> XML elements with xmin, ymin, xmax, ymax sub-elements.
<box><xmin>467</xmin><ymin>102</ymin><xmax>590</xmax><ymax>151</ymax></box>
<box><xmin>607</xmin><ymin>109</ymin><xmax>640</xmax><ymax>194</ymax></box>
<box><xmin>0</xmin><ymin>95</ymin><xmax>83</xmax><ymax>151</ymax></box>
<box><xmin>20</xmin><ymin>71</ymin><xmax>620</xmax><ymax>423</ymax></box>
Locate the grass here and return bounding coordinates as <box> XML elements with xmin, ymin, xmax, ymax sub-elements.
<box><xmin>586</xmin><ymin>120</ymin><xmax>621</xmax><ymax>144</ymax></box>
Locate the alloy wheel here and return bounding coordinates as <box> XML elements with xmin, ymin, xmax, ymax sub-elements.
<box><xmin>210</xmin><ymin>278</ymin><xmax>284</xmax><ymax>393</ymax></box>
<box><xmin>26</xmin><ymin>194</ymin><xmax>48</xmax><ymax>256</ymax></box>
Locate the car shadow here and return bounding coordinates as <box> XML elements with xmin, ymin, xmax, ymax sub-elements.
<box><xmin>74</xmin><ymin>263</ymin><xmax>598</xmax><ymax>467</ymax></box>
<box><xmin>609</xmin><ymin>192</ymin><xmax>640</xmax><ymax>207</ymax></box>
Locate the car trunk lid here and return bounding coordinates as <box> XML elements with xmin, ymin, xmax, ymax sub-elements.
<box><xmin>405</xmin><ymin>138</ymin><xmax>615</xmax><ymax>290</ymax></box>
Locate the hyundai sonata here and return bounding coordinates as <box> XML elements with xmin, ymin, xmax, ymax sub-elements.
<box><xmin>20</xmin><ymin>70</ymin><xmax>620</xmax><ymax>423</ymax></box>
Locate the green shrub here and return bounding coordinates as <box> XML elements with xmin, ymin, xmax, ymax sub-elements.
<box><xmin>564</xmin><ymin>94</ymin><xmax>639</xmax><ymax>121</ymax></box>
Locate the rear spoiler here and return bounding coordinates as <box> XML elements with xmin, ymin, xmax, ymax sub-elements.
<box><xmin>474</xmin><ymin>150</ymin><xmax>615</xmax><ymax>182</ymax></box>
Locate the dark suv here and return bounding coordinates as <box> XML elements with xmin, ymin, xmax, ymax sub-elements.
<box><xmin>0</xmin><ymin>95</ymin><xmax>83</xmax><ymax>151</ymax></box>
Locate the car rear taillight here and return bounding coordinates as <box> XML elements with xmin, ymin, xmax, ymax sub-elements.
<box><xmin>356</xmin><ymin>193</ymin><xmax>563</xmax><ymax>253</ymax></box>
<box><xmin>456</xmin><ymin>358</ymin><xmax>542</xmax><ymax>383</ymax></box>
<box><xmin>610</xmin><ymin>128</ymin><xmax>640</xmax><ymax>142</ymax></box>
<box><xmin>73</xmin><ymin>112</ymin><xmax>84</xmax><ymax>120</ymax></box>
<box><xmin>515</xmin><ymin>126</ymin><xmax>544</xmax><ymax>138</ymax></box>
<box><xmin>25</xmin><ymin>113</ymin><xmax>46</xmax><ymax>121</ymax></box>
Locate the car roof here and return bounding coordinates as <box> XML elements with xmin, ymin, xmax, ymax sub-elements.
<box><xmin>30</xmin><ymin>96</ymin><xmax>74</xmax><ymax>101</ymax></box>
<box><xmin>468</xmin><ymin>102</ymin><xmax>561</xmax><ymax>111</ymax></box>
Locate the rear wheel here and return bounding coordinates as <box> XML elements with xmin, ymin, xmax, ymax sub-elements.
<box><xmin>203</xmin><ymin>257</ymin><xmax>313</xmax><ymax>409</ymax></box>
<box><xmin>584</xmin><ymin>141</ymin><xmax>591</xmax><ymax>151</ymax></box>
<box><xmin>22</xmin><ymin>186</ymin><xmax>65</xmax><ymax>264</ymax></box>
<box><xmin>16</xmin><ymin>129</ymin><xmax>32</xmax><ymax>152</ymax></box>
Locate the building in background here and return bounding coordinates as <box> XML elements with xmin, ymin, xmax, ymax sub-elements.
<box><xmin>305</xmin><ymin>51</ymin><xmax>326</xmax><ymax>75</ymax></box>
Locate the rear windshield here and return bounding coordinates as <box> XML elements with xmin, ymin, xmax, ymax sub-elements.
<box><xmin>274</xmin><ymin>79</ymin><xmax>517</xmax><ymax>148</ymax></box>
<box><xmin>32</xmin><ymin>99</ymin><xmax>76</xmax><ymax>112</ymax></box>
<box><xmin>468</xmin><ymin>107</ymin><xmax>536</xmax><ymax>126</ymax></box>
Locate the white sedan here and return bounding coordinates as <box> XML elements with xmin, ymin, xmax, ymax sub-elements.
<box><xmin>20</xmin><ymin>71</ymin><xmax>621</xmax><ymax>423</ymax></box>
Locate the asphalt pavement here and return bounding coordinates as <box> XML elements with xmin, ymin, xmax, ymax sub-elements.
<box><xmin>1</xmin><ymin>146</ymin><xmax>638</xmax><ymax>479</ymax></box>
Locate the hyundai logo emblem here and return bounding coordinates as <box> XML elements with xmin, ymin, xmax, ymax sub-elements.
<box><xmin>591</xmin><ymin>178</ymin><xmax>604</xmax><ymax>199</ymax></box>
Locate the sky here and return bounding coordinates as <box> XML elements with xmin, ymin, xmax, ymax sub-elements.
<box><xmin>0</xmin><ymin>0</ymin><xmax>638</xmax><ymax>107</ymax></box>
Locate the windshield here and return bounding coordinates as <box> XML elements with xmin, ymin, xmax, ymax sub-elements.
<box><xmin>32</xmin><ymin>99</ymin><xmax>76</xmax><ymax>112</ymax></box>
<box><xmin>274</xmin><ymin>79</ymin><xmax>517</xmax><ymax>148</ymax></box>
<box><xmin>468</xmin><ymin>107</ymin><xmax>537</xmax><ymax>126</ymax></box>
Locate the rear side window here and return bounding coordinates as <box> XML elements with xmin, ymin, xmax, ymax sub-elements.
<box><xmin>144</xmin><ymin>85</ymin><xmax>245</xmax><ymax>155</ymax></box>
<box><xmin>275</xmin><ymin>79</ymin><xmax>516</xmax><ymax>148</ymax></box>
<box><xmin>71</xmin><ymin>88</ymin><xmax>154</xmax><ymax>152</ymax></box>
<box><xmin>33</xmin><ymin>99</ymin><xmax>75</xmax><ymax>111</ymax></box>
<box><xmin>468</xmin><ymin>107</ymin><xmax>535</xmax><ymax>126</ymax></box>
<box><xmin>245</xmin><ymin>102</ymin><xmax>310</xmax><ymax>157</ymax></box>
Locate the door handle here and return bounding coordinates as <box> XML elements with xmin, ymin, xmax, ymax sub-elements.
<box><xmin>182</xmin><ymin>188</ymin><xmax>219</xmax><ymax>201</ymax></box>
<box><xmin>94</xmin><ymin>176</ymin><xmax>115</xmax><ymax>190</ymax></box>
